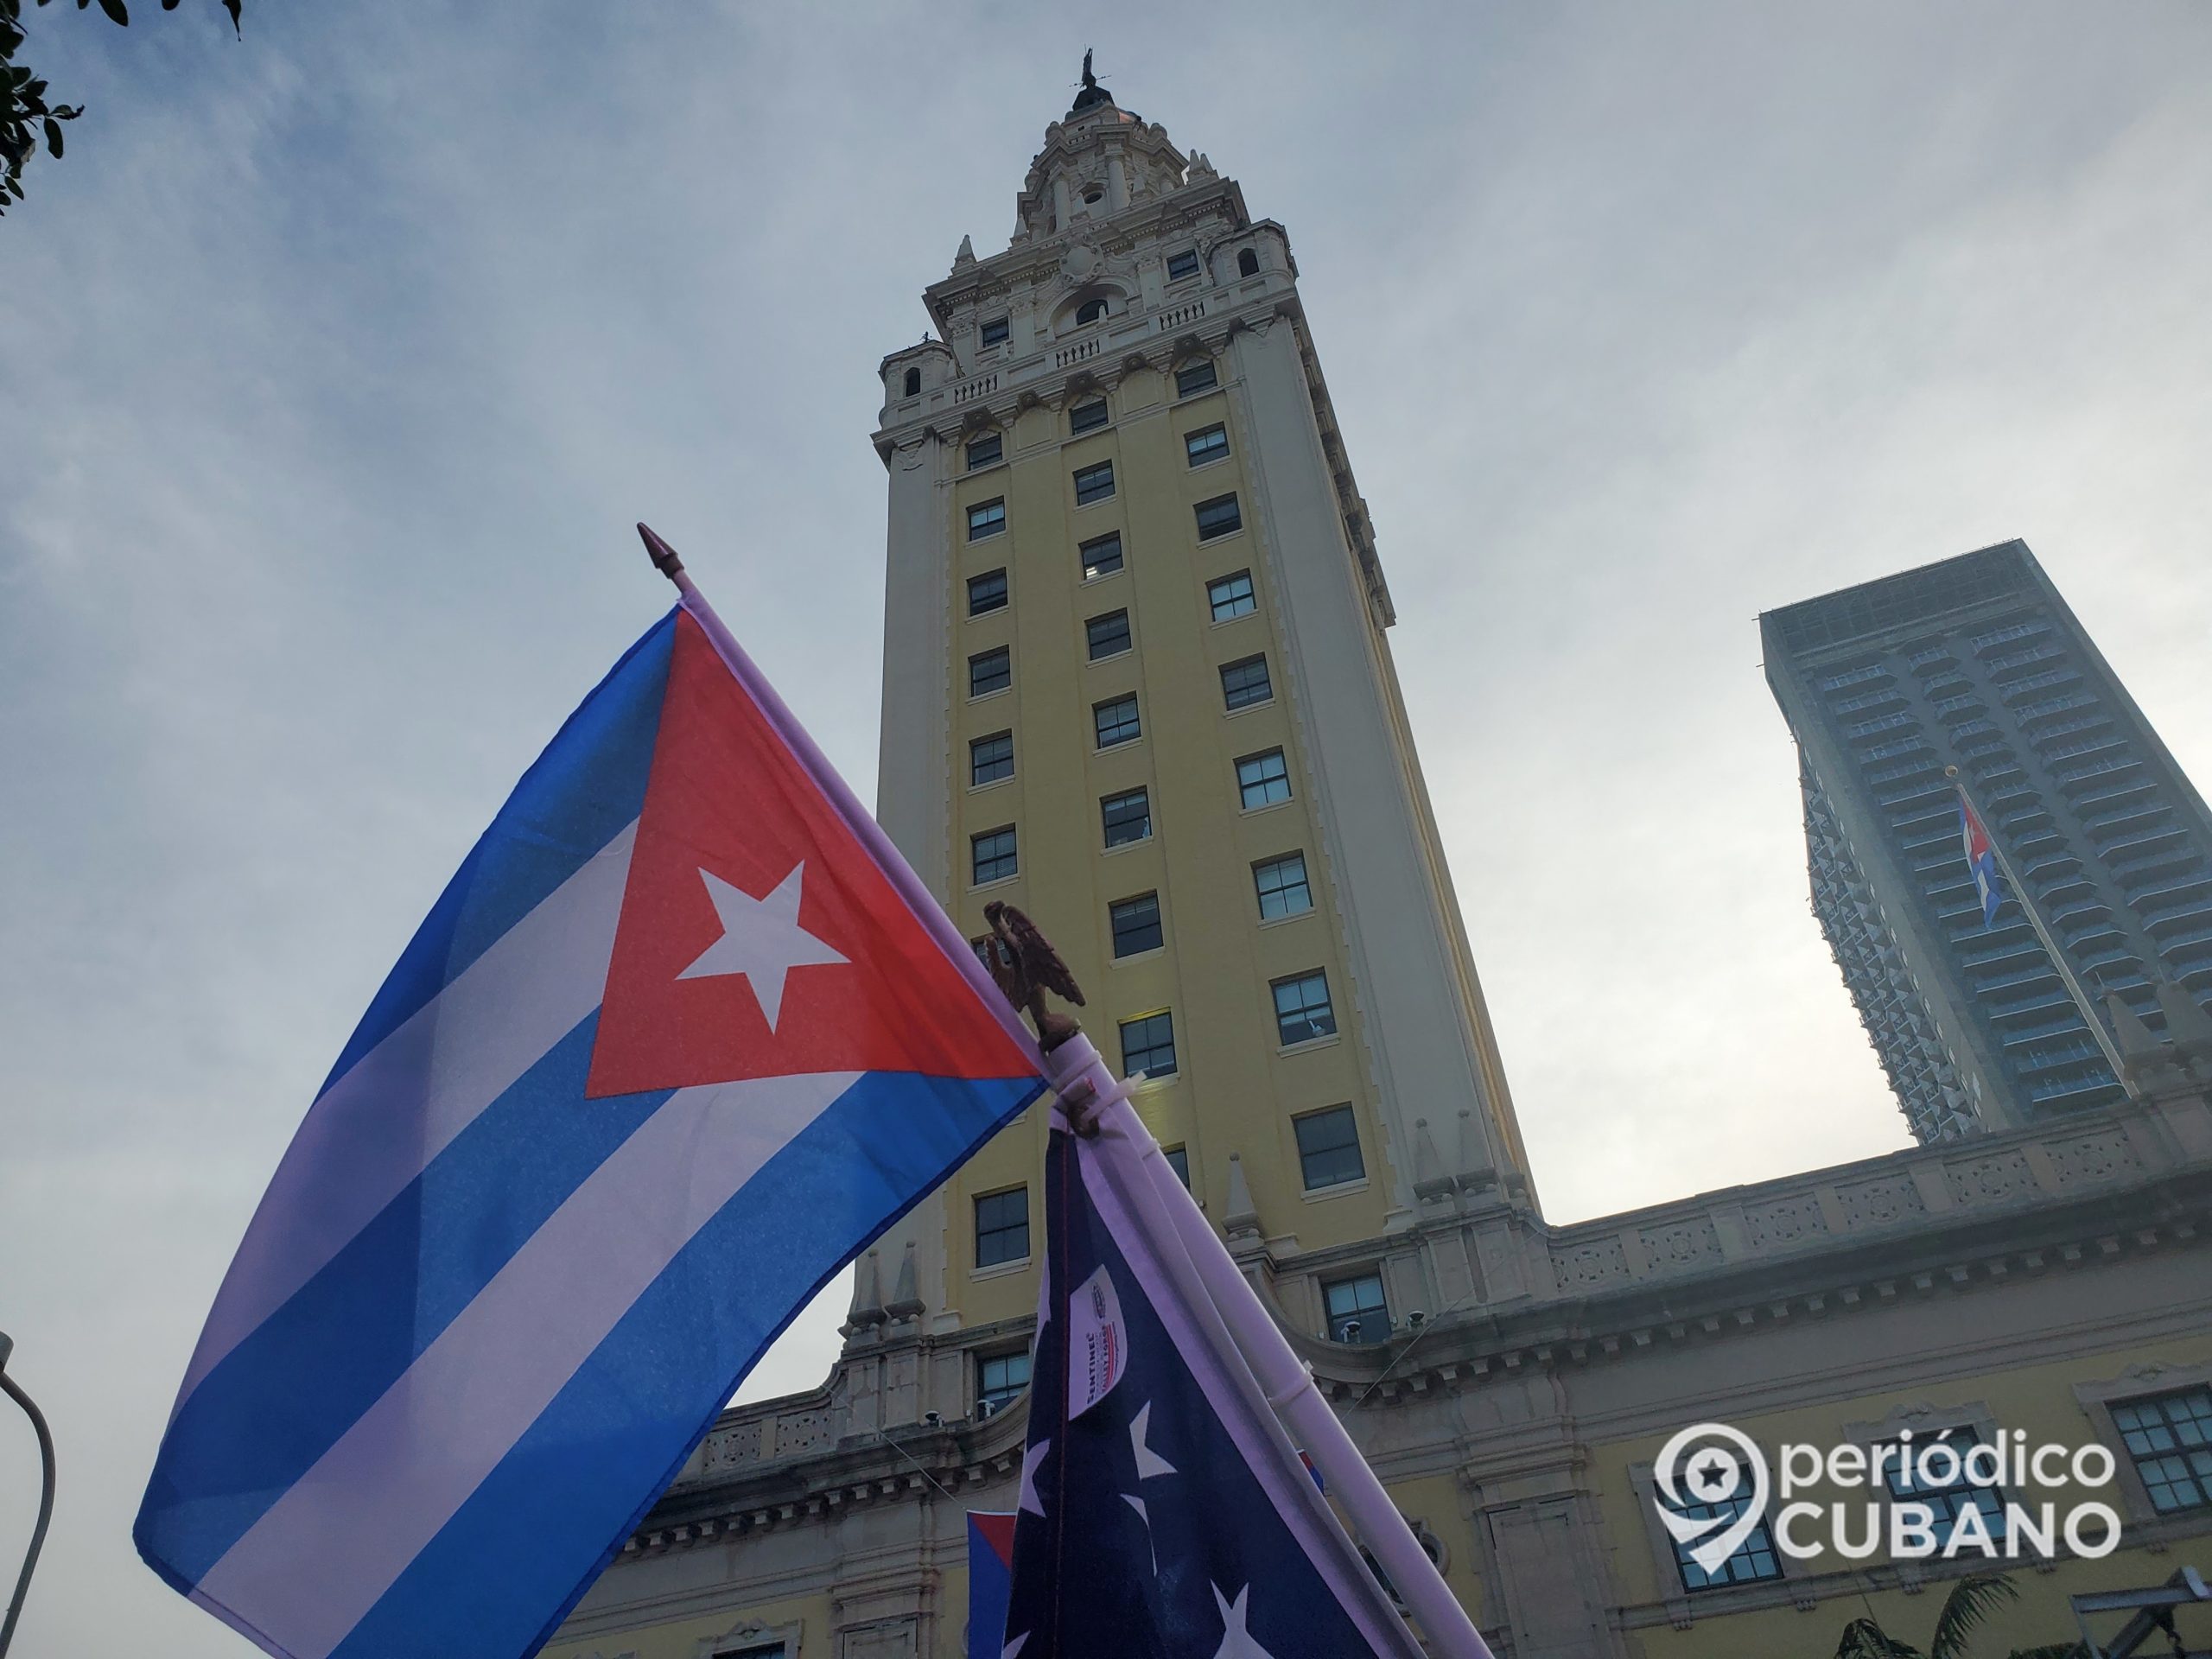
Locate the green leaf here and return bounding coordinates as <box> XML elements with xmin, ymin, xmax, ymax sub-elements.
<box><xmin>42</xmin><ymin>114</ymin><xmax>60</xmax><ymax>155</ymax></box>
<box><xmin>1930</xmin><ymin>1573</ymin><xmax>2018</xmax><ymax>1659</ymax></box>
<box><xmin>96</xmin><ymin>0</ymin><xmax>126</xmax><ymax>22</ymax></box>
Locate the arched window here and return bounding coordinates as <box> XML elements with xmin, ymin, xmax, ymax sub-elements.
<box><xmin>1076</xmin><ymin>297</ymin><xmax>1106</xmax><ymax>327</ymax></box>
<box><xmin>1237</xmin><ymin>248</ymin><xmax>1260</xmax><ymax>278</ymax></box>
<box><xmin>902</xmin><ymin>366</ymin><xmax>921</xmax><ymax>397</ymax></box>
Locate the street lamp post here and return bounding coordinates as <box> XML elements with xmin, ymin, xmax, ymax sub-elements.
<box><xmin>0</xmin><ymin>1332</ymin><xmax>55</xmax><ymax>1659</ymax></box>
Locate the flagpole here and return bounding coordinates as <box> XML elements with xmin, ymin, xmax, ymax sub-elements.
<box><xmin>1047</xmin><ymin>1039</ymin><xmax>1497</xmax><ymax>1659</ymax></box>
<box><xmin>1944</xmin><ymin>766</ymin><xmax>2131</xmax><ymax>1095</ymax></box>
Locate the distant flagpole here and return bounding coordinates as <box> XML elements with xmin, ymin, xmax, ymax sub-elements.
<box><xmin>1945</xmin><ymin>766</ymin><xmax>2130</xmax><ymax>1095</ymax></box>
<box><xmin>1044</xmin><ymin>1036</ymin><xmax>1498</xmax><ymax>1659</ymax></box>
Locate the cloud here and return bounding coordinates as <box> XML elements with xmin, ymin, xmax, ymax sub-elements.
<box><xmin>3</xmin><ymin>4</ymin><xmax>2209</xmax><ymax>1653</ymax></box>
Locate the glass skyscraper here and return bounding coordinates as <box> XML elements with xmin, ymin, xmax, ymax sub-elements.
<box><xmin>1762</xmin><ymin>541</ymin><xmax>2212</xmax><ymax>1141</ymax></box>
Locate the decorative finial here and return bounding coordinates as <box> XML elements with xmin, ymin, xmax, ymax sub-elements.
<box><xmin>636</xmin><ymin>522</ymin><xmax>684</xmax><ymax>582</ymax></box>
<box><xmin>1081</xmin><ymin>48</ymin><xmax>1095</xmax><ymax>89</ymax></box>
<box><xmin>973</xmin><ymin>902</ymin><xmax>1086</xmax><ymax>1051</ymax></box>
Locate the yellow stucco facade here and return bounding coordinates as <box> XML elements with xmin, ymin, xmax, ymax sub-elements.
<box><xmin>547</xmin><ymin>78</ymin><xmax>2212</xmax><ymax>1659</ymax></box>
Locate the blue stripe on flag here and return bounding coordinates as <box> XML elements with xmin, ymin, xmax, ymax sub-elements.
<box><xmin>143</xmin><ymin>1014</ymin><xmax>672</xmax><ymax>1586</ymax></box>
<box><xmin>324</xmin><ymin>1069</ymin><xmax>1045</xmax><ymax>1659</ymax></box>
<box><xmin>323</xmin><ymin>611</ymin><xmax>676</xmax><ymax>1089</ymax></box>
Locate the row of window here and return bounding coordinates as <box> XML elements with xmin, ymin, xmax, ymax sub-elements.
<box><xmin>1103</xmin><ymin>855</ymin><xmax>1313</xmax><ymax>964</ymax></box>
<box><xmin>960</xmin><ymin>363</ymin><xmax>1221</xmax><ymax>472</ymax></box>
<box><xmin>965</xmin><ymin>748</ymin><xmax>1295</xmax><ymax>882</ymax></box>
<box><xmin>1666</xmin><ymin>1388</ymin><xmax>2212</xmax><ymax>1593</ymax></box>
<box><xmin>968</xmin><ymin>1096</ymin><xmax>1369</xmax><ymax>1281</ymax></box>
<box><xmin>968</xmin><ymin>475</ymin><xmax>1242</xmax><ymax>542</ymax></box>
<box><xmin>967</xmin><ymin>563</ymin><xmax>1255</xmax><ymax>628</ymax></box>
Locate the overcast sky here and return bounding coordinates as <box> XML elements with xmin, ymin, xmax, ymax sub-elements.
<box><xmin>4</xmin><ymin>4</ymin><xmax>2210</xmax><ymax>1654</ymax></box>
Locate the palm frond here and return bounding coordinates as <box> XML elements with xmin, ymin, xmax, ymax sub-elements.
<box><xmin>2005</xmin><ymin>1644</ymin><xmax>2089</xmax><ymax>1659</ymax></box>
<box><xmin>1836</xmin><ymin>1615</ymin><xmax>1926</xmax><ymax>1659</ymax></box>
<box><xmin>1929</xmin><ymin>1573</ymin><xmax>2019</xmax><ymax>1659</ymax></box>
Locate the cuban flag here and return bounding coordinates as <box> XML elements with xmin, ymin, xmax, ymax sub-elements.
<box><xmin>1000</xmin><ymin>1122</ymin><xmax>1430</xmax><ymax>1658</ymax></box>
<box><xmin>968</xmin><ymin>1512</ymin><xmax>1018</xmax><ymax>1659</ymax></box>
<box><xmin>1960</xmin><ymin>789</ymin><xmax>2005</xmax><ymax>926</ymax></box>
<box><xmin>136</xmin><ymin>581</ymin><xmax>1047</xmax><ymax>1659</ymax></box>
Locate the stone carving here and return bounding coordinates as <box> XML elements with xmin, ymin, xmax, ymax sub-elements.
<box><xmin>773</xmin><ymin>1410</ymin><xmax>830</xmax><ymax>1459</ymax></box>
<box><xmin>1743</xmin><ymin>1195</ymin><xmax>1829</xmax><ymax>1249</ymax></box>
<box><xmin>2045</xmin><ymin>1130</ymin><xmax>2140</xmax><ymax>1186</ymax></box>
<box><xmin>1835</xmin><ymin>1175</ymin><xmax>1927</xmax><ymax>1229</ymax></box>
<box><xmin>1945</xmin><ymin>1150</ymin><xmax>2037</xmax><ymax>1205</ymax></box>
<box><xmin>1554</xmin><ymin>1237</ymin><xmax>1629</xmax><ymax>1288</ymax></box>
<box><xmin>698</xmin><ymin>1421</ymin><xmax>764</xmax><ymax>1473</ymax></box>
<box><xmin>1637</xmin><ymin>1217</ymin><xmax>1721</xmax><ymax>1268</ymax></box>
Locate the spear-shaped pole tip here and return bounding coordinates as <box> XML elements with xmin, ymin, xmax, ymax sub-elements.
<box><xmin>637</xmin><ymin>522</ymin><xmax>685</xmax><ymax>583</ymax></box>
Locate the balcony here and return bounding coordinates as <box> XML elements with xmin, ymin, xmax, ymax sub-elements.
<box><xmin>2157</xmin><ymin>925</ymin><xmax>2212</xmax><ymax>962</ymax></box>
<box><xmin>1960</xmin><ymin>937</ymin><xmax>2043</xmax><ymax>969</ymax></box>
<box><xmin>2000</xmin><ymin>1011</ymin><xmax>2088</xmax><ymax>1046</ymax></box>
<box><xmin>1974</xmin><ymin>963</ymin><xmax>2059</xmax><ymax>996</ymax></box>
<box><xmin>1987</xmin><ymin>987</ymin><xmax>2075</xmax><ymax>1021</ymax></box>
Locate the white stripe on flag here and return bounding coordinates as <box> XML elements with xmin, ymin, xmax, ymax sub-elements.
<box><xmin>193</xmin><ymin>1067</ymin><xmax>862</xmax><ymax>1659</ymax></box>
<box><xmin>176</xmin><ymin>821</ymin><xmax>639</xmax><ymax>1414</ymax></box>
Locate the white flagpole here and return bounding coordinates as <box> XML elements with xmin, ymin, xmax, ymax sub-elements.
<box><xmin>1945</xmin><ymin>766</ymin><xmax>2131</xmax><ymax>1095</ymax></box>
<box><xmin>1044</xmin><ymin>1036</ymin><xmax>1497</xmax><ymax>1659</ymax></box>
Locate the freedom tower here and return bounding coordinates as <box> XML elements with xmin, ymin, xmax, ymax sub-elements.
<box><xmin>545</xmin><ymin>71</ymin><xmax>2212</xmax><ymax>1659</ymax></box>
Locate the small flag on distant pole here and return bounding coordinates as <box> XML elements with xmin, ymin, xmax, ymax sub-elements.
<box><xmin>135</xmin><ymin>527</ymin><xmax>1051</xmax><ymax>1659</ymax></box>
<box><xmin>1960</xmin><ymin>787</ymin><xmax>2005</xmax><ymax>926</ymax></box>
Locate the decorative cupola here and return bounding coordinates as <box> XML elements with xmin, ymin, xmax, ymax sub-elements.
<box><xmin>1010</xmin><ymin>53</ymin><xmax>1192</xmax><ymax>245</ymax></box>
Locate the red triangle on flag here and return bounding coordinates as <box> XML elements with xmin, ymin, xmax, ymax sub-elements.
<box><xmin>587</xmin><ymin>611</ymin><xmax>1034</xmax><ymax>1097</ymax></box>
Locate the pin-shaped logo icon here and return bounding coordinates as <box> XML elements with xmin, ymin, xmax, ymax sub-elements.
<box><xmin>1652</xmin><ymin>1422</ymin><xmax>1770</xmax><ymax>1574</ymax></box>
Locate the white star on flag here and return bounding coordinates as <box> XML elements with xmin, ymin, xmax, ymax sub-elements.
<box><xmin>677</xmin><ymin>861</ymin><xmax>847</xmax><ymax>1031</ymax></box>
<box><xmin>1129</xmin><ymin>1401</ymin><xmax>1177</xmax><ymax>1481</ymax></box>
<box><xmin>1210</xmin><ymin>1583</ymin><xmax>1276</xmax><ymax>1659</ymax></box>
<box><xmin>1018</xmin><ymin>1439</ymin><xmax>1052</xmax><ymax>1519</ymax></box>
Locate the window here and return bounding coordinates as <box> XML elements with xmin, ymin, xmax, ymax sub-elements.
<box><xmin>1109</xmin><ymin>893</ymin><xmax>1162</xmax><ymax>957</ymax></box>
<box><xmin>968</xmin><ymin>569</ymin><xmax>1007</xmax><ymax>616</ymax></box>
<box><xmin>1087</xmin><ymin>609</ymin><xmax>1132</xmax><ymax>660</ymax></box>
<box><xmin>1294</xmin><ymin>1105</ymin><xmax>1364</xmax><ymax>1191</ymax></box>
<box><xmin>2112</xmin><ymin>1386</ymin><xmax>2212</xmax><ymax>1512</ymax></box>
<box><xmin>1254</xmin><ymin>852</ymin><xmax>1313</xmax><ymax>920</ymax></box>
<box><xmin>968</xmin><ymin>498</ymin><xmax>1006</xmax><ymax>541</ymax></box>
<box><xmin>1081</xmin><ymin>531</ymin><xmax>1124</xmax><ymax>580</ymax></box>
<box><xmin>1324</xmin><ymin>1272</ymin><xmax>1388</xmax><ymax>1344</ymax></box>
<box><xmin>1094</xmin><ymin>695</ymin><xmax>1141</xmax><ymax>748</ymax></box>
<box><xmin>1273</xmin><ymin>970</ymin><xmax>1337</xmax><ymax>1046</ymax></box>
<box><xmin>1163</xmin><ymin>1144</ymin><xmax>1191</xmax><ymax>1186</ymax></box>
<box><xmin>1119</xmin><ymin>1011</ymin><xmax>1177</xmax><ymax>1077</ymax></box>
<box><xmin>1236</xmin><ymin>247</ymin><xmax>1260</xmax><ymax>278</ymax></box>
<box><xmin>1208</xmin><ymin>569</ymin><xmax>1255</xmax><ymax>620</ymax></box>
<box><xmin>1074</xmin><ymin>460</ymin><xmax>1116</xmax><ymax>505</ymax></box>
<box><xmin>1663</xmin><ymin>1456</ymin><xmax>1783</xmax><ymax>1590</ymax></box>
<box><xmin>1175</xmin><ymin>359</ymin><xmax>1218</xmax><ymax>398</ymax></box>
<box><xmin>976</xmin><ymin>1350</ymin><xmax>1031</xmax><ymax>1414</ymax></box>
<box><xmin>975</xmin><ymin>1187</ymin><xmax>1028</xmax><ymax>1268</ymax></box>
<box><xmin>1878</xmin><ymin>1427</ymin><xmax>2006</xmax><ymax>1537</ymax></box>
<box><xmin>969</xmin><ymin>646</ymin><xmax>1010</xmax><ymax>698</ymax></box>
<box><xmin>1194</xmin><ymin>493</ymin><xmax>1242</xmax><ymax>540</ymax></box>
<box><xmin>1075</xmin><ymin>296</ymin><xmax>1105</xmax><ymax>327</ymax></box>
<box><xmin>716</xmin><ymin>1645</ymin><xmax>785</xmax><ymax>1659</ymax></box>
<box><xmin>1069</xmin><ymin>398</ymin><xmax>1109</xmax><ymax>435</ymax></box>
<box><xmin>981</xmin><ymin>315</ymin><xmax>1010</xmax><ymax>348</ymax></box>
<box><xmin>1220</xmin><ymin>655</ymin><xmax>1272</xmax><ymax>710</ymax></box>
<box><xmin>971</xmin><ymin>826</ymin><xmax>1017</xmax><ymax>885</ymax></box>
<box><xmin>901</xmin><ymin>366</ymin><xmax>921</xmax><ymax>397</ymax></box>
<box><xmin>970</xmin><ymin>731</ymin><xmax>1014</xmax><ymax>786</ymax></box>
<box><xmin>1185</xmin><ymin>423</ymin><xmax>1230</xmax><ymax>467</ymax></box>
<box><xmin>1166</xmin><ymin>247</ymin><xmax>1201</xmax><ymax>282</ymax></box>
<box><xmin>1237</xmin><ymin>748</ymin><xmax>1291</xmax><ymax>808</ymax></box>
<box><xmin>1102</xmin><ymin>787</ymin><xmax>1152</xmax><ymax>848</ymax></box>
<box><xmin>966</xmin><ymin>431</ymin><xmax>1002</xmax><ymax>469</ymax></box>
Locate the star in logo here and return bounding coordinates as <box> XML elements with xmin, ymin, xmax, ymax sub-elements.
<box><xmin>1687</xmin><ymin>1446</ymin><xmax>1738</xmax><ymax>1499</ymax></box>
<box><xmin>677</xmin><ymin>861</ymin><xmax>847</xmax><ymax>1032</ymax></box>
